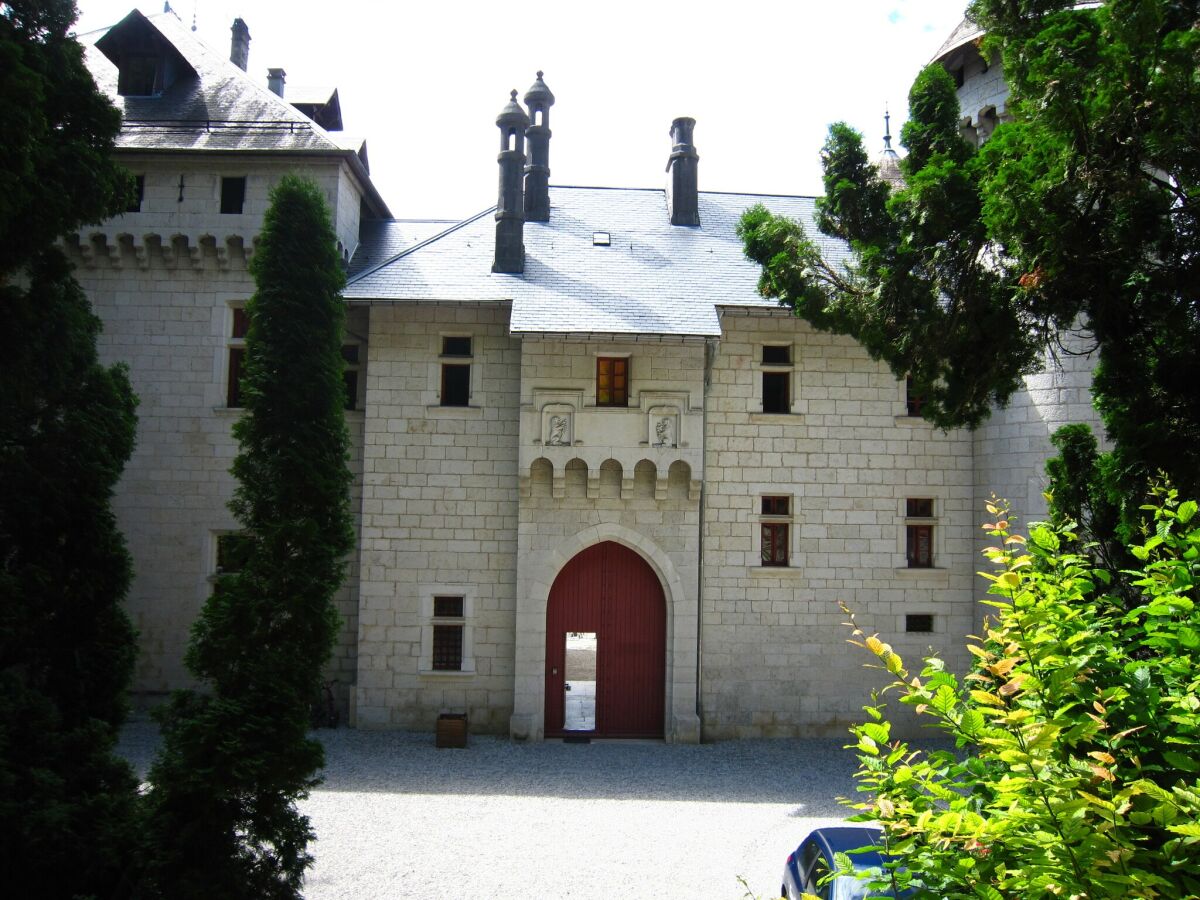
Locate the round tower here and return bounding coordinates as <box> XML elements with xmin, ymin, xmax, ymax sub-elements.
<box><xmin>932</xmin><ymin>18</ymin><xmax>1008</xmax><ymax>146</ymax></box>
<box><xmin>493</xmin><ymin>90</ymin><xmax>529</xmax><ymax>274</ymax></box>
<box><xmin>523</xmin><ymin>72</ymin><xmax>555</xmax><ymax>223</ymax></box>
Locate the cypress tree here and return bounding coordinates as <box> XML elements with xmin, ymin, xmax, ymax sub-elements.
<box><xmin>0</xmin><ymin>1</ymin><xmax>140</xmax><ymax>894</ymax></box>
<box><xmin>142</xmin><ymin>175</ymin><xmax>353</xmax><ymax>899</ymax></box>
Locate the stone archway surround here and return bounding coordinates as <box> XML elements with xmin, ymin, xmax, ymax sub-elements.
<box><xmin>509</xmin><ymin>522</ymin><xmax>700</xmax><ymax>742</ymax></box>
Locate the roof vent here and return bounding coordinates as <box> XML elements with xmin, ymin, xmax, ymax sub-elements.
<box><xmin>592</xmin><ymin>232</ymin><xmax>611</xmax><ymax>247</ymax></box>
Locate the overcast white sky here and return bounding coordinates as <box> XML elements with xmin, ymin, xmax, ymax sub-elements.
<box><xmin>74</xmin><ymin>0</ymin><xmax>970</xmax><ymax>220</ymax></box>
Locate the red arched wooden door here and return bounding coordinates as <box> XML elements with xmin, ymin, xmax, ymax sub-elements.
<box><xmin>544</xmin><ymin>542</ymin><xmax>666</xmax><ymax>738</ymax></box>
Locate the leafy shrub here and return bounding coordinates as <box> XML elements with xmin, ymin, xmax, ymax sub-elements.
<box><xmin>840</xmin><ymin>490</ymin><xmax>1200</xmax><ymax>899</ymax></box>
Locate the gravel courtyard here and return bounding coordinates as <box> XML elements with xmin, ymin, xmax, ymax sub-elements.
<box><xmin>118</xmin><ymin>723</ymin><xmax>865</xmax><ymax>899</ymax></box>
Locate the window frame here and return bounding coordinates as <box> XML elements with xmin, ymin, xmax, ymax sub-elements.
<box><xmin>759</xmin><ymin>343</ymin><xmax>794</xmax><ymax>415</ymax></box>
<box><xmin>127</xmin><ymin>175</ymin><xmax>145</xmax><ymax>213</ymax></box>
<box><xmin>905</xmin><ymin>497</ymin><xmax>936</xmax><ymax>569</ymax></box>
<box><xmin>419</xmin><ymin>588</ymin><xmax>475</xmax><ymax>676</ymax></box>
<box><xmin>596</xmin><ymin>356</ymin><xmax>630</xmax><ymax>408</ymax></box>
<box><xmin>341</xmin><ymin>342</ymin><xmax>362</xmax><ymax>411</ymax></box>
<box><xmin>905</xmin><ymin>375</ymin><xmax>926</xmax><ymax>418</ymax></box>
<box><xmin>759</xmin><ymin>495</ymin><xmax>792</xmax><ymax>567</ymax></box>
<box><xmin>117</xmin><ymin>54</ymin><xmax>161</xmax><ymax>96</ymax></box>
<box><xmin>226</xmin><ymin>305</ymin><xmax>249</xmax><ymax>408</ymax></box>
<box><xmin>220</xmin><ymin>176</ymin><xmax>247</xmax><ymax>215</ymax></box>
<box><xmin>439</xmin><ymin>335</ymin><xmax>473</xmax><ymax>407</ymax></box>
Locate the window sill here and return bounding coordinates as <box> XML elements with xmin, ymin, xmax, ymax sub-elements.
<box><xmin>894</xmin><ymin>566</ymin><xmax>949</xmax><ymax>577</ymax></box>
<box><xmin>425</xmin><ymin>404</ymin><xmax>483</xmax><ymax>418</ymax></box>
<box><xmin>894</xmin><ymin>415</ymin><xmax>931</xmax><ymax>426</ymax></box>
<box><xmin>749</xmin><ymin>412</ymin><xmax>803</xmax><ymax>424</ymax></box>
<box><xmin>749</xmin><ymin>566</ymin><xmax>805</xmax><ymax>577</ymax></box>
<box><xmin>418</xmin><ymin>668</ymin><xmax>476</xmax><ymax>679</ymax></box>
<box><xmin>213</xmin><ymin>406</ymin><xmax>246</xmax><ymax>416</ymax></box>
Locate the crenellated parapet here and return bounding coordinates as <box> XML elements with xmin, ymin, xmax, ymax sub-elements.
<box><xmin>518</xmin><ymin>387</ymin><xmax>702</xmax><ymax>502</ymax></box>
<box><xmin>64</xmin><ymin>229</ymin><xmax>258</xmax><ymax>270</ymax></box>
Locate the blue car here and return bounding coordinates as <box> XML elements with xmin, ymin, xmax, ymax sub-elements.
<box><xmin>781</xmin><ymin>825</ymin><xmax>904</xmax><ymax>899</ymax></box>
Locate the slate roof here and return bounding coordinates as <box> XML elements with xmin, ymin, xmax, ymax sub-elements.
<box><xmin>348</xmin><ymin>219</ymin><xmax>465</xmax><ymax>277</ymax></box>
<box><xmin>80</xmin><ymin>10</ymin><xmax>346</xmax><ymax>155</ymax></box>
<box><xmin>344</xmin><ymin>186</ymin><xmax>851</xmax><ymax>338</ymax></box>
<box><xmin>931</xmin><ymin>17</ymin><xmax>984</xmax><ymax>63</ymax></box>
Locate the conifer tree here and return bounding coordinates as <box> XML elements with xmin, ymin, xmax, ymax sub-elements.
<box><xmin>142</xmin><ymin>175</ymin><xmax>353</xmax><ymax>899</ymax></box>
<box><xmin>738</xmin><ymin>0</ymin><xmax>1200</xmax><ymax>522</ymax></box>
<box><xmin>0</xmin><ymin>1</ymin><xmax>140</xmax><ymax>894</ymax></box>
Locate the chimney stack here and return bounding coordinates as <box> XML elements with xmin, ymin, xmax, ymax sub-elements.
<box><xmin>493</xmin><ymin>90</ymin><xmax>530</xmax><ymax>274</ymax></box>
<box><xmin>230</xmin><ymin>18</ymin><xmax>250</xmax><ymax>71</ymax></box>
<box><xmin>267</xmin><ymin>67</ymin><xmax>286</xmax><ymax>97</ymax></box>
<box><xmin>666</xmin><ymin>117</ymin><xmax>700</xmax><ymax>226</ymax></box>
<box><xmin>523</xmin><ymin>72</ymin><xmax>555</xmax><ymax>222</ymax></box>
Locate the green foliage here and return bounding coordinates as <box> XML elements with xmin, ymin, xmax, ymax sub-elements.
<box><xmin>741</xmin><ymin>0</ymin><xmax>1200</xmax><ymax>504</ymax></box>
<box><xmin>143</xmin><ymin>176</ymin><xmax>352</xmax><ymax>899</ymax></box>
<box><xmin>0</xmin><ymin>0</ymin><xmax>132</xmax><ymax>273</ymax></box>
<box><xmin>841</xmin><ymin>492</ymin><xmax>1200</xmax><ymax>898</ymax></box>
<box><xmin>970</xmin><ymin>0</ymin><xmax>1200</xmax><ymax>508</ymax></box>
<box><xmin>738</xmin><ymin>64</ymin><xmax>1040</xmax><ymax>431</ymax></box>
<box><xmin>0</xmin><ymin>247</ymin><xmax>141</xmax><ymax>895</ymax></box>
<box><xmin>0</xmin><ymin>1</ymin><xmax>141</xmax><ymax>893</ymax></box>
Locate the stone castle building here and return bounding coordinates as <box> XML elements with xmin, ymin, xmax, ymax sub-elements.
<box><xmin>72</xmin><ymin>10</ymin><xmax>1101</xmax><ymax>741</ymax></box>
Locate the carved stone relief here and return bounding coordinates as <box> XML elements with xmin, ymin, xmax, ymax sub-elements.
<box><xmin>647</xmin><ymin>406</ymin><xmax>679</xmax><ymax>448</ymax></box>
<box><xmin>540</xmin><ymin>403</ymin><xmax>575</xmax><ymax>446</ymax></box>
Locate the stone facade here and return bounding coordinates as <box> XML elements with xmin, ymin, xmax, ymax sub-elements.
<box><xmin>70</xmin><ymin>154</ymin><xmax>372</xmax><ymax>713</ymax></box>
<box><xmin>700</xmin><ymin>312</ymin><xmax>976</xmax><ymax>739</ymax></box>
<box><xmin>354</xmin><ymin>302</ymin><xmax>520</xmax><ymax>731</ymax></box>
<box><xmin>71</xmin><ymin>10</ymin><xmax>1105</xmax><ymax>742</ymax></box>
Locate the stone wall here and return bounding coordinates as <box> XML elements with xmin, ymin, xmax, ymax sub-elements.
<box><xmin>510</xmin><ymin>337</ymin><xmax>705</xmax><ymax>742</ymax></box>
<box><xmin>354</xmin><ymin>302</ymin><xmax>521</xmax><ymax>732</ymax></box>
<box><xmin>72</xmin><ymin>151</ymin><xmax>368</xmax><ymax>715</ymax></box>
<box><xmin>73</xmin><ymin>242</ymin><xmax>365</xmax><ymax>713</ymax></box>
<box><xmin>700</xmin><ymin>310</ymin><xmax>978</xmax><ymax>739</ymax></box>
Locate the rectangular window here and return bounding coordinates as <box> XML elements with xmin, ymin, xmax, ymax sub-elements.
<box><xmin>762</xmin><ymin>371</ymin><xmax>790</xmax><ymax>413</ymax></box>
<box><xmin>760</xmin><ymin>495</ymin><xmax>791</xmax><ymax>567</ymax></box>
<box><xmin>439</xmin><ymin>337</ymin><xmax>472</xmax><ymax>407</ymax></box>
<box><xmin>596</xmin><ymin>357</ymin><xmax>629</xmax><ymax>407</ymax></box>
<box><xmin>761</xmin><ymin>345</ymin><xmax>793</xmax><ymax>414</ymax></box>
<box><xmin>762</xmin><ymin>345</ymin><xmax>791</xmax><ymax>365</ymax></box>
<box><xmin>342</xmin><ymin>344</ymin><xmax>360</xmax><ymax>411</ymax></box>
<box><xmin>906</xmin><ymin>613</ymin><xmax>935</xmax><ymax>633</ymax></box>
<box><xmin>906</xmin><ymin>498</ymin><xmax>934</xmax><ymax>568</ymax></box>
<box><xmin>227</xmin><ymin>307</ymin><xmax>249</xmax><ymax>408</ymax></box>
<box><xmin>220</xmin><ymin>176</ymin><xmax>246</xmax><ymax>214</ymax></box>
<box><xmin>118</xmin><ymin>55</ymin><xmax>160</xmax><ymax>96</ymax></box>
<box><xmin>431</xmin><ymin>595</ymin><xmax>465</xmax><ymax>671</ymax></box>
<box><xmin>906</xmin><ymin>376</ymin><xmax>926</xmax><ymax>417</ymax></box>
<box><xmin>214</xmin><ymin>532</ymin><xmax>252</xmax><ymax>574</ymax></box>
<box><xmin>127</xmin><ymin>175</ymin><xmax>145</xmax><ymax>213</ymax></box>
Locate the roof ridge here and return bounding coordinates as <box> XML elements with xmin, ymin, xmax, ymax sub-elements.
<box><xmin>544</xmin><ymin>184</ymin><xmax>820</xmax><ymax>201</ymax></box>
<box><xmin>145</xmin><ymin>12</ymin><xmax>344</xmax><ymax>152</ymax></box>
<box><xmin>346</xmin><ymin>207</ymin><xmax>497</xmax><ymax>285</ymax></box>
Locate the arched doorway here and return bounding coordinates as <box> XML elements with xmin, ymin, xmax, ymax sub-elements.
<box><xmin>544</xmin><ymin>542</ymin><xmax>666</xmax><ymax>738</ymax></box>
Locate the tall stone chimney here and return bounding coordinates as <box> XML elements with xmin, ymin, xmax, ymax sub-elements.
<box><xmin>230</xmin><ymin>18</ymin><xmax>250</xmax><ymax>71</ymax></box>
<box><xmin>267</xmin><ymin>67</ymin><xmax>286</xmax><ymax>97</ymax></box>
<box><xmin>666</xmin><ymin>117</ymin><xmax>700</xmax><ymax>226</ymax></box>
<box><xmin>523</xmin><ymin>72</ymin><xmax>555</xmax><ymax>222</ymax></box>
<box><xmin>493</xmin><ymin>90</ymin><xmax>530</xmax><ymax>274</ymax></box>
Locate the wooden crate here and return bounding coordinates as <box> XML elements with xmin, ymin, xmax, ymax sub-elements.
<box><xmin>435</xmin><ymin>713</ymin><xmax>468</xmax><ymax>748</ymax></box>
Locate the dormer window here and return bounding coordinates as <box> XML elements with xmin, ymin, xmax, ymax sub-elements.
<box><xmin>118</xmin><ymin>53</ymin><xmax>161</xmax><ymax>96</ymax></box>
<box><xmin>96</xmin><ymin>10</ymin><xmax>198</xmax><ymax>99</ymax></box>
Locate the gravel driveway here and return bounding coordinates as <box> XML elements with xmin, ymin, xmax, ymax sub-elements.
<box><xmin>118</xmin><ymin>723</ymin><xmax>864</xmax><ymax>899</ymax></box>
